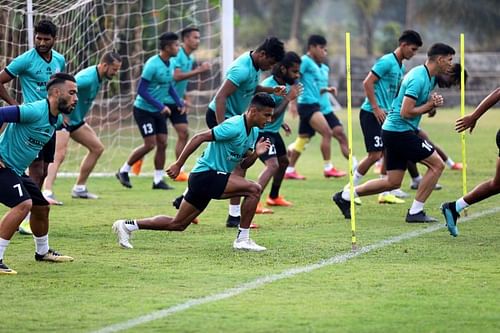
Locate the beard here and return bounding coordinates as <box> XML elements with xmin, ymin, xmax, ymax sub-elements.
<box><xmin>58</xmin><ymin>97</ymin><xmax>75</xmax><ymax>115</ymax></box>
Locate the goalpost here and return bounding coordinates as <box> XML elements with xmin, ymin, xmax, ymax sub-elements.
<box><xmin>0</xmin><ymin>0</ymin><xmax>225</xmax><ymax>176</ymax></box>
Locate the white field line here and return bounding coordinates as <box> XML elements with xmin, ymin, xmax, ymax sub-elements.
<box><xmin>91</xmin><ymin>207</ymin><xmax>500</xmax><ymax>333</ymax></box>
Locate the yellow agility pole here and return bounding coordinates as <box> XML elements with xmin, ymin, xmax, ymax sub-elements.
<box><xmin>345</xmin><ymin>32</ymin><xmax>356</xmax><ymax>251</ymax></box>
<box><xmin>460</xmin><ymin>33</ymin><xmax>468</xmax><ymax>216</ymax></box>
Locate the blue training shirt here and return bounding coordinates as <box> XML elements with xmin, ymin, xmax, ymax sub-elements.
<box><xmin>0</xmin><ymin>99</ymin><xmax>63</xmax><ymax>175</ymax></box>
<box><xmin>297</xmin><ymin>54</ymin><xmax>322</xmax><ymax>105</ymax></box>
<box><xmin>5</xmin><ymin>48</ymin><xmax>65</xmax><ymax>103</ymax></box>
<box><xmin>360</xmin><ymin>53</ymin><xmax>405</xmax><ymax>113</ymax></box>
<box><xmin>383</xmin><ymin>65</ymin><xmax>436</xmax><ymax>132</ymax></box>
<box><xmin>191</xmin><ymin>115</ymin><xmax>259</xmax><ymax>173</ymax></box>
<box><xmin>319</xmin><ymin>63</ymin><xmax>333</xmax><ymax>115</ymax></box>
<box><xmin>208</xmin><ymin>52</ymin><xmax>260</xmax><ymax>117</ymax></box>
<box><xmin>70</xmin><ymin>65</ymin><xmax>102</xmax><ymax>126</ymax></box>
<box><xmin>165</xmin><ymin>47</ymin><xmax>194</xmax><ymax>104</ymax></box>
<box><xmin>259</xmin><ymin>75</ymin><xmax>289</xmax><ymax>133</ymax></box>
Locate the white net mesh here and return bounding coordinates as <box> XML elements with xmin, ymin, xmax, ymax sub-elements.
<box><xmin>0</xmin><ymin>0</ymin><xmax>222</xmax><ymax>175</ymax></box>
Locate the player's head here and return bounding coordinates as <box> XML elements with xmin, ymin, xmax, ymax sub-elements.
<box><xmin>100</xmin><ymin>51</ymin><xmax>122</xmax><ymax>79</ymax></box>
<box><xmin>254</xmin><ymin>37</ymin><xmax>285</xmax><ymax>71</ymax></box>
<box><xmin>159</xmin><ymin>32</ymin><xmax>180</xmax><ymax>56</ymax></box>
<box><xmin>34</xmin><ymin>19</ymin><xmax>57</xmax><ymax>54</ymax></box>
<box><xmin>427</xmin><ymin>43</ymin><xmax>455</xmax><ymax>74</ymax></box>
<box><xmin>181</xmin><ymin>26</ymin><xmax>201</xmax><ymax>50</ymax></box>
<box><xmin>398</xmin><ymin>30</ymin><xmax>422</xmax><ymax>60</ymax></box>
<box><xmin>247</xmin><ymin>92</ymin><xmax>276</xmax><ymax>129</ymax></box>
<box><xmin>47</xmin><ymin>73</ymin><xmax>78</xmax><ymax>115</ymax></box>
<box><xmin>307</xmin><ymin>35</ymin><xmax>327</xmax><ymax>62</ymax></box>
<box><xmin>436</xmin><ymin>63</ymin><xmax>468</xmax><ymax>88</ymax></box>
<box><xmin>272</xmin><ymin>51</ymin><xmax>301</xmax><ymax>85</ymax></box>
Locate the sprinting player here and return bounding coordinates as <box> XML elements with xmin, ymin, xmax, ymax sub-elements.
<box><xmin>333</xmin><ymin>43</ymin><xmax>456</xmax><ymax>223</ymax></box>
<box><xmin>441</xmin><ymin>87</ymin><xmax>500</xmax><ymax>237</ymax></box>
<box><xmin>112</xmin><ymin>93</ymin><xmax>275</xmax><ymax>251</ymax></box>
<box><xmin>352</xmin><ymin>30</ymin><xmax>422</xmax><ymax>204</ymax></box>
<box><xmin>285</xmin><ymin>35</ymin><xmax>343</xmax><ymax>180</ymax></box>
<box><xmin>0</xmin><ymin>19</ymin><xmax>65</xmax><ymax>234</ymax></box>
<box><xmin>172</xmin><ymin>36</ymin><xmax>286</xmax><ymax>228</ymax></box>
<box><xmin>116</xmin><ymin>32</ymin><xmax>183</xmax><ymax>190</ymax></box>
<box><xmin>0</xmin><ymin>73</ymin><xmax>77</xmax><ymax>275</ymax></box>
<box><xmin>43</xmin><ymin>51</ymin><xmax>122</xmax><ymax>201</ymax></box>
<box><xmin>255</xmin><ymin>52</ymin><xmax>302</xmax><ymax>213</ymax></box>
<box><xmin>164</xmin><ymin>26</ymin><xmax>211</xmax><ymax>182</ymax></box>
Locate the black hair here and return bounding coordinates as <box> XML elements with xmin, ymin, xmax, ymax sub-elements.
<box><xmin>159</xmin><ymin>32</ymin><xmax>179</xmax><ymax>50</ymax></box>
<box><xmin>427</xmin><ymin>43</ymin><xmax>455</xmax><ymax>59</ymax></box>
<box><xmin>35</xmin><ymin>19</ymin><xmax>57</xmax><ymax>38</ymax></box>
<box><xmin>398</xmin><ymin>30</ymin><xmax>422</xmax><ymax>47</ymax></box>
<box><xmin>436</xmin><ymin>63</ymin><xmax>468</xmax><ymax>88</ymax></box>
<box><xmin>271</xmin><ymin>51</ymin><xmax>301</xmax><ymax>77</ymax></box>
<box><xmin>47</xmin><ymin>72</ymin><xmax>76</xmax><ymax>91</ymax></box>
<box><xmin>101</xmin><ymin>51</ymin><xmax>122</xmax><ymax>64</ymax></box>
<box><xmin>255</xmin><ymin>36</ymin><xmax>285</xmax><ymax>62</ymax></box>
<box><xmin>181</xmin><ymin>26</ymin><xmax>200</xmax><ymax>40</ymax></box>
<box><xmin>307</xmin><ymin>35</ymin><xmax>327</xmax><ymax>47</ymax></box>
<box><xmin>250</xmin><ymin>92</ymin><xmax>276</xmax><ymax>109</ymax></box>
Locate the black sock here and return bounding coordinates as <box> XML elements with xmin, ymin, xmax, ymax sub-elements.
<box><xmin>269</xmin><ymin>184</ymin><xmax>280</xmax><ymax>199</ymax></box>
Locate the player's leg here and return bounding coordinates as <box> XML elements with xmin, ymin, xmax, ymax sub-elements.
<box><xmin>226</xmin><ymin>165</ymin><xmax>247</xmax><ymax>227</ymax></box>
<box><xmin>418</xmin><ymin>128</ymin><xmax>462</xmax><ymax>170</ymax></box>
<box><xmin>266</xmin><ymin>134</ymin><xmax>292</xmax><ymax>206</ymax></box>
<box><xmin>169</xmin><ymin>104</ymin><xmax>190</xmax><ymax>181</ymax></box>
<box><xmin>152</xmin><ymin>132</ymin><xmax>173</xmax><ymax>190</ymax></box>
<box><xmin>323</xmin><ymin>112</ymin><xmax>348</xmax><ymax>177</ymax></box>
<box><xmin>354</xmin><ymin>110</ymin><xmax>384</xmax><ymax>184</ymax></box>
<box><xmin>43</xmin><ymin>129</ymin><xmax>70</xmax><ymax>202</ymax></box>
<box><xmin>70</xmin><ymin>123</ymin><xmax>104</xmax><ymax>198</ymax></box>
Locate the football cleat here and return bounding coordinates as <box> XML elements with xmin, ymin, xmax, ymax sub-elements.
<box><xmin>72</xmin><ymin>188</ymin><xmax>98</xmax><ymax>199</ymax></box>
<box><xmin>284</xmin><ymin>170</ymin><xmax>306</xmax><ymax>180</ymax></box>
<box><xmin>405</xmin><ymin>210</ymin><xmax>438</xmax><ymax>223</ymax></box>
<box><xmin>324</xmin><ymin>167</ymin><xmax>347</xmax><ymax>178</ymax></box>
<box><xmin>226</xmin><ymin>215</ymin><xmax>240</xmax><ymax>228</ymax></box>
<box><xmin>256</xmin><ymin>202</ymin><xmax>273</xmax><ymax>214</ymax></box>
<box><xmin>43</xmin><ymin>191</ymin><xmax>63</xmax><ymax>205</ymax></box>
<box><xmin>152</xmin><ymin>180</ymin><xmax>174</xmax><ymax>190</ymax></box>
<box><xmin>112</xmin><ymin>220</ymin><xmax>134</xmax><ymax>249</ymax></box>
<box><xmin>233</xmin><ymin>238</ymin><xmax>266</xmax><ymax>252</ymax></box>
<box><xmin>35</xmin><ymin>249</ymin><xmax>74</xmax><ymax>262</ymax></box>
<box><xmin>440</xmin><ymin>202</ymin><xmax>460</xmax><ymax>237</ymax></box>
<box><xmin>410</xmin><ymin>182</ymin><xmax>442</xmax><ymax>190</ymax></box>
<box><xmin>354</xmin><ymin>197</ymin><xmax>362</xmax><ymax>206</ymax></box>
<box><xmin>116</xmin><ymin>171</ymin><xmax>132</xmax><ymax>188</ymax></box>
<box><xmin>172</xmin><ymin>195</ymin><xmax>184</xmax><ymax>209</ymax></box>
<box><xmin>18</xmin><ymin>219</ymin><xmax>32</xmax><ymax>235</ymax></box>
<box><xmin>266</xmin><ymin>196</ymin><xmax>292</xmax><ymax>207</ymax></box>
<box><xmin>390</xmin><ymin>188</ymin><xmax>409</xmax><ymax>198</ymax></box>
<box><xmin>378</xmin><ymin>193</ymin><xmax>405</xmax><ymax>204</ymax></box>
<box><xmin>0</xmin><ymin>260</ymin><xmax>17</xmax><ymax>275</ymax></box>
<box><xmin>174</xmin><ymin>171</ymin><xmax>189</xmax><ymax>182</ymax></box>
<box><xmin>332</xmin><ymin>191</ymin><xmax>351</xmax><ymax>219</ymax></box>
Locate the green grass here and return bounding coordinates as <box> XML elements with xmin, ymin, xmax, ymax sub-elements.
<box><xmin>1</xmin><ymin>108</ymin><xmax>499</xmax><ymax>333</ymax></box>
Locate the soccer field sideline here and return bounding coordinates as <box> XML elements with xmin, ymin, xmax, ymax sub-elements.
<box><xmin>91</xmin><ymin>207</ymin><xmax>500</xmax><ymax>333</ymax></box>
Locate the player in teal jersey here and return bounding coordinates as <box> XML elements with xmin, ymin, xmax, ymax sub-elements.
<box><xmin>441</xmin><ymin>87</ymin><xmax>500</xmax><ymax>237</ymax></box>
<box><xmin>42</xmin><ymin>52</ymin><xmax>122</xmax><ymax>201</ymax></box>
<box><xmin>112</xmin><ymin>93</ymin><xmax>275</xmax><ymax>252</ymax></box>
<box><xmin>255</xmin><ymin>52</ymin><xmax>302</xmax><ymax>213</ymax></box>
<box><xmin>0</xmin><ymin>19</ymin><xmax>65</xmax><ymax>234</ymax></box>
<box><xmin>163</xmin><ymin>27</ymin><xmax>212</xmax><ymax>182</ymax></box>
<box><xmin>333</xmin><ymin>43</ymin><xmax>456</xmax><ymax>223</ymax></box>
<box><xmin>285</xmin><ymin>35</ymin><xmax>339</xmax><ymax>180</ymax></box>
<box><xmin>116</xmin><ymin>32</ymin><xmax>183</xmax><ymax>190</ymax></box>
<box><xmin>0</xmin><ymin>73</ymin><xmax>77</xmax><ymax>274</ymax></box>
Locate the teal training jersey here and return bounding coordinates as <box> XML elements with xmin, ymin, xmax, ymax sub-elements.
<box><xmin>164</xmin><ymin>47</ymin><xmax>194</xmax><ymax>104</ymax></box>
<box><xmin>134</xmin><ymin>55</ymin><xmax>175</xmax><ymax>112</ymax></box>
<box><xmin>259</xmin><ymin>75</ymin><xmax>289</xmax><ymax>133</ymax></box>
<box><xmin>383</xmin><ymin>65</ymin><xmax>436</xmax><ymax>132</ymax></box>
<box><xmin>360</xmin><ymin>53</ymin><xmax>405</xmax><ymax>113</ymax></box>
<box><xmin>191</xmin><ymin>115</ymin><xmax>259</xmax><ymax>173</ymax></box>
<box><xmin>5</xmin><ymin>48</ymin><xmax>65</xmax><ymax>103</ymax></box>
<box><xmin>319</xmin><ymin>63</ymin><xmax>333</xmax><ymax>115</ymax></box>
<box><xmin>208</xmin><ymin>52</ymin><xmax>260</xmax><ymax>117</ymax></box>
<box><xmin>0</xmin><ymin>99</ymin><xmax>63</xmax><ymax>175</ymax></box>
<box><xmin>70</xmin><ymin>65</ymin><xmax>102</xmax><ymax>126</ymax></box>
<box><xmin>297</xmin><ymin>54</ymin><xmax>322</xmax><ymax>104</ymax></box>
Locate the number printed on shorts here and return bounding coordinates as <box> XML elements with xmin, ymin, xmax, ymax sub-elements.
<box><xmin>373</xmin><ymin>135</ymin><xmax>383</xmax><ymax>148</ymax></box>
<box><xmin>13</xmin><ymin>183</ymin><xmax>23</xmax><ymax>197</ymax></box>
<box><xmin>142</xmin><ymin>123</ymin><xmax>154</xmax><ymax>135</ymax></box>
<box><xmin>268</xmin><ymin>144</ymin><xmax>276</xmax><ymax>155</ymax></box>
<box><xmin>421</xmin><ymin>140</ymin><xmax>433</xmax><ymax>152</ymax></box>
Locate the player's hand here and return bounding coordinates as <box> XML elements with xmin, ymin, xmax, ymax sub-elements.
<box><xmin>455</xmin><ymin>114</ymin><xmax>477</xmax><ymax>133</ymax></box>
<box><xmin>62</xmin><ymin>115</ymin><xmax>70</xmax><ymax>126</ymax></box>
<box><xmin>286</xmin><ymin>83</ymin><xmax>303</xmax><ymax>102</ymax></box>
<box><xmin>281</xmin><ymin>123</ymin><xmax>292</xmax><ymax>136</ymax></box>
<box><xmin>326</xmin><ymin>86</ymin><xmax>337</xmax><ymax>95</ymax></box>
<box><xmin>161</xmin><ymin>105</ymin><xmax>171</xmax><ymax>116</ymax></box>
<box><xmin>428</xmin><ymin>108</ymin><xmax>437</xmax><ymax>118</ymax></box>
<box><xmin>273</xmin><ymin>85</ymin><xmax>287</xmax><ymax>97</ymax></box>
<box><xmin>166</xmin><ymin>163</ymin><xmax>181</xmax><ymax>179</ymax></box>
<box><xmin>255</xmin><ymin>137</ymin><xmax>271</xmax><ymax>156</ymax></box>
<box><xmin>431</xmin><ymin>93</ymin><xmax>444</xmax><ymax>108</ymax></box>
<box><xmin>179</xmin><ymin>100</ymin><xmax>188</xmax><ymax>115</ymax></box>
<box><xmin>373</xmin><ymin>107</ymin><xmax>386</xmax><ymax>124</ymax></box>
<box><xmin>198</xmin><ymin>62</ymin><xmax>211</xmax><ymax>73</ymax></box>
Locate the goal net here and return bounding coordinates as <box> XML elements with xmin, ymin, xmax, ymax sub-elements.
<box><xmin>0</xmin><ymin>0</ymin><xmax>222</xmax><ymax>175</ymax></box>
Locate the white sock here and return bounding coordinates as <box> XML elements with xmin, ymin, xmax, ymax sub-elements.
<box><xmin>43</xmin><ymin>189</ymin><xmax>53</xmax><ymax>196</ymax></box>
<box><xmin>237</xmin><ymin>227</ymin><xmax>249</xmax><ymax>241</ymax></box>
<box><xmin>341</xmin><ymin>188</ymin><xmax>356</xmax><ymax>201</ymax></box>
<box><xmin>411</xmin><ymin>176</ymin><xmax>422</xmax><ymax>186</ymax></box>
<box><xmin>229</xmin><ymin>204</ymin><xmax>241</xmax><ymax>217</ymax></box>
<box><xmin>324</xmin><ymin>161</ymin><xmax>333</xmax><ymax>171</ymax></box>
<box><xmin>120</xmin><ymin>162</ymin><xmax>131</xmax><ymax>173</ymax></box>
<box><xmin>153</xmin><ymin>170</ymin><xmax>164</xmax><ymax>184</ymax></box>
<box><xmin>455</xmin><ymin>197</ymin><xmax>469</xmax><ymax>213</ymax></box>
<box><xmin>445</xmin><ymin>158</ymin><xmax>455</xmax><ymax>168</ymax></box>
<box><xmin>124</xmin><ymin>219</ymin><xmax>139</xmax><ymax>232</ymax></box>
<box><xmin>409</xmin><ymin>200</ymin><xmax>424</xmax><ymax>215</ymax></box>
<box><xmin>73</xmin><ymin>184</ymin><xmax>86</xmax><ymax>192</ymax></box>
<box><xmin>0</xmin><ymin>237</ymin><xmax>10</xmax><ymax>260</ymax></box>
<box><xmin>286</xmin><ymin>166</ymin><xmax>295</xmax><ymax>174</ymax></box>
<box><xmin>353</xmin><ymin>170</ymin><xmax>363</xmax><ymax>186</ymax></box>
<box><xmin>182</xmin><ymin>188</ymin><xmax>188</xmax><ymax>196</ymax></box>
<box><xmin>33</xmin><ymin>234</ymin><xmax>49</xmax><ymax>255</ymax></box>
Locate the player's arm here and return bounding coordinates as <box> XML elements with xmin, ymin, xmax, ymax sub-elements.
<box><xmin>167</xmin><ymin>85</ymin><xmax>184</xmax><ymax>108</ymax></box>
<box><xmin>137</xmin><ymin>78</ymin><xmax>170</xmax><ymax>114</ymax></box>
<box><xmin>0</xmin><ymin>105</ymin><xmax>20</xmax><ymax>127</ymax></box>
<box><xmin>272</xmin><ymin>83</ymin><xmax>302</xmax><ymax>121</ymax></box>
<box><xmin>214</xmin><ymin>79</ymin><xmax>238</xmax><ymax>124</ymax></box>
<box><xmin>363</xmin><ymin>71</ymin><xmax>385</xmax><ymax>124</ymax></box>
<box><xmin>0</xmin><ymin>70</ymin><xmax>18</xmax><ymax>106</ymax></box>
<box><xmin>173</xmin><ymin>62</ymin><xmax>211</xmax><ymax>81</ymax></box>
<box><xmin>240</xmin><ymin>137</ymin><xmax>271</xmax><ymax>169</ymax></box>
<box><xmin>456</xmin><ymin>87</ymin><xmax>500</xmax><ymax>133</ymax></box>
<box><xmin>256</xmin><ymin>84</ymin><xmax>286</xmax><ymax>96</ymax></box>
